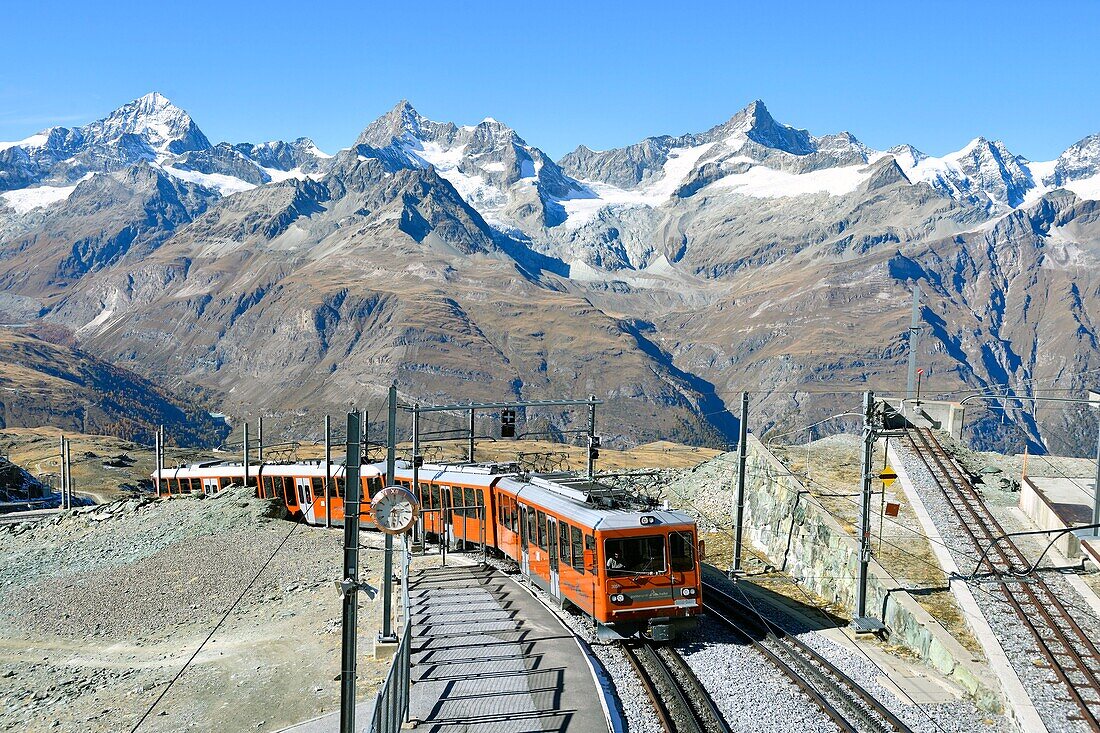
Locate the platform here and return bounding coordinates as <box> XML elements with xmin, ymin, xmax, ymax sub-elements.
<box><xmin>1020</xmin><ymin>476</ymin><xmax>1100</xmax><ymax>562</ymax></box>
<box><xmin>407</xmin><ymin>564</ymin><xmax>608</xmax><ymax>732</ymax></box>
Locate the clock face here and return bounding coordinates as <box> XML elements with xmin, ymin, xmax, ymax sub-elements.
<box><xmin>371</xmin><ymin>486</ymin><xmax>420</xmax><ymax>534</ymax></box>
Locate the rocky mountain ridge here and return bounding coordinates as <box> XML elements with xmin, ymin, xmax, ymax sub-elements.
<box><xmin>1</xmin><ymin>94</ymin><xmax>1098</xmax><ymax>454</ymax></box>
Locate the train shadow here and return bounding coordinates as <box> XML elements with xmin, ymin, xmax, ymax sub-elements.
<box><xmin>688</xmin><ymin>565</ymin><xmax>848</xmax><ymax>649</ymax></box>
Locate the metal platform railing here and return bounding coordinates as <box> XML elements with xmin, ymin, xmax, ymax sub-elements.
<box><xmin>369</xmin><ymin>539</ymin><xmax>412</xmax><ymax>733</ymax></box>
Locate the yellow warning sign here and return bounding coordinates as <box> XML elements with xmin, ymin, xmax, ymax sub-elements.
<box><xmin>879</xmin><ymin>466</ymin><xmax>898</xmax><ymax>488</ymax></box>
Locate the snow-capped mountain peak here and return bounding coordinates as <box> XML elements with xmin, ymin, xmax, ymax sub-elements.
<box><xmin>1049</xmin><ymin>133</ymin><xmax>1100</xmax><ymax>186</ymax></box>
<box><xmin>348</xmin><ymin>101</ymin><xmax>576</xmax><ymax>229</ymax></box>
<box><xmin>701</xmin><ymin>99</ymin><xmax>815</xmax><ymax>156</ymax></box>
<box><xmin>886</xmin><ymin>144</ymin><xmax>928</xmax><ymax>169</ymax></box>
<box><xmin>83</xmin><ymin>92</ymin><xmax>211</xmax><ymax>154</ymax></box>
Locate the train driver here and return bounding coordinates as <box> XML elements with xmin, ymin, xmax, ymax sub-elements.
<box><xmin>606</xmin><ymin>551</ymin><xmax>624</xmax><ymax>570</ymax></box>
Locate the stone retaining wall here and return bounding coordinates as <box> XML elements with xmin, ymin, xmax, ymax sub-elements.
<box><xmin>738</xmin><ymin>435</ymin><xmax>1001</xmax><ymax>711</ymax></box>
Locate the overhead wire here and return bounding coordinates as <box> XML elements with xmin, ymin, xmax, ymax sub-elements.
<box><xmin>128</xmin><ymin>491</ymin><xmax>324</xmax><ymax>732</ymax></box>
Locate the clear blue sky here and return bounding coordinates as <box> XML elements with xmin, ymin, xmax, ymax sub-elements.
<box><xmin>2</xmin><ymin>0</ymin><xmax>1097</xmax><ymax>161</ymax></box>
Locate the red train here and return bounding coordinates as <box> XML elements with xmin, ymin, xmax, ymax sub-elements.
<box><xmin>153</xmin><ymin>459</ymin><xmax>702</xmax><ymax>640</ymax></box>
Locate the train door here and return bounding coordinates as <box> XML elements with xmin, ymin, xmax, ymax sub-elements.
<box><xmin>547</xmin><ymin>516</ymin><xmax>561</xmax><ymax>600</ymax></box>
<box><xmin>294</xmin><ymin>478</ymin><xmax>316</xmax><ymax>523</ymax></box>
<box><xmin>519</xmin><ymin>504</ymin><xmax>530</xmax><ymax>576</ymax></box>
<box><xmin>282</xmin><ymin>476</ymin><xmax>298</xmax><ymax>512</ymax></box>
<box><xmin>441</xmin><ymin>485</ymin><xmax>453</xmax><ymax>549</ymax></box>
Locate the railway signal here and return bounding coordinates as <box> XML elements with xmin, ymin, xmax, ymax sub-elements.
<box><xmin>879</xmin><ymin>466</ymin><xmax>897</xmax><ymax>488</ymax></box>
<box><xmin>500</xmin><ymin>408</ymin><xmax>516</xmax><ymax>438</ymax></box>
<box><xmin>588</xmin><ymin>434</ymin><xmax>601</xmax><ymax>461</ymax></box>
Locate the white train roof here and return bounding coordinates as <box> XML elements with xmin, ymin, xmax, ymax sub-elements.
<box><xmin>496</xmin><ymin>475</ymin><xmax>694</xmax><ymax>531</ymax></box>
<box><xmin>393</xmin><ymin>460</ymin><xmax>694</xmax><ymax>532</ymax></box>
<box><xmin>152</xmin><ymin>460</ymin><xmax>384</xmax><ymax>480</ymax></box>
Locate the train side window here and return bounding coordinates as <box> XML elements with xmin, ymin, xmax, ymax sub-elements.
<box><xmin>525</xmin><ymin>506</ymin><xmax>536</xmax><ymax>545</ymax></box>
<box><xmin>367</xmin><ymin>477</ymin><xmax>382</xmax><ymax>499</ymax></box>
<box><xmin>190</xmin><ymin>478</ymin><xmax>201</xmax><ymax>493</ymax></box>
<box><xmin>430</xmin><ymin>485</ymin><xmax>440</xmax><ymax>511</ymax></box>
<box><xmin>450</xmin><ymin>487</ymin><xmax>461</xmax><ymax>517</ymax></box>
<box><xmin>570</xmin><ymin>526</ymin><xmax>584</xmax><ymax>573</ymax></box>
<box><xmin>584</xmin><ymin>534</ymin><xmax>596</xmax><ymax>572</ymax></box>
<box><xmin>670</xmin><ymin>531</ymin><xmax>695</xmax><ymax>572</ymax></box>
<box><xmin>333</xmin><ymin>477</ymin><xmax>342</xmax><ymax>498</ymax></box>
<box><xmin>536</xmin><ymin>511</ymin><xmax>548</xmax><ymax>550</ymax></box>
<box><xmin>464</xmin><ymin>488</ymin><xmax>476</xmax><ymax>519</ymax></box>
<box><xmin>260</xmin><ymin>476</ymin><xmax>271</xmax><ymax>497</ymax></box>
<box><xmin>282</xmin><ymin>476</ymin><xmax>296</xmax><ymax>507</ymax></box>
<box><xmin>311</xmin><ymin>477</ymin><xmax>324</xmax><ymax>501</ymax></box>
<box><xmin>559</xmin><ymin>522</ymin><xmax>570</xmax><ymax>564</ymax></box>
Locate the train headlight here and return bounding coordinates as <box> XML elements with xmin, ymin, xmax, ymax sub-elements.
<box><xmin>610</xmin><ymin>593</ymin><xmax>626</xmax><ymax>604</ymax></box>
<box><xmin>681</xmin><ymin>587</ymin><xmax>697</xmax><ymax>597</ymax></box>
<box><xmin>639</xmin><ymin>515</ymin><xmax>656</xmax><ymax>526</ymax></box>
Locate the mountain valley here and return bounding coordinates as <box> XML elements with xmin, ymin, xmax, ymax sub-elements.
<box><xmin>2</xmin><ymin>93</ymin><xmax>1098</xmax><ymax>453</ymax></box>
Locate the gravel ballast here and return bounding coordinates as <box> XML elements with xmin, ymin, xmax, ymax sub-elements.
<box><xmin>896</xmin><ymin>436</ymin><xmax>1098</xmax><ymax>733</ymax></box>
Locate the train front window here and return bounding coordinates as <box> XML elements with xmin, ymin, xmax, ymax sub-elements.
<box><xmin>670</xmin><ymin>531</ymin><xmax>695</xmax><ymax>572</ymax></box>
<box><xmin>604</xmin><ymin>536</ymin><xmax>666</xmax><ymax>575</ymax></box>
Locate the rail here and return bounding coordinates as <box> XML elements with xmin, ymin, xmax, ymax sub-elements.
<box><xmin>905</xmin><ymin>427</ymin><xmax>1100</xmax><ymax>731</ymax></box>
<box><xmin>619</xmin><ymin>642</ymin><xmax>731</xmax><ymax>733</ymax></box>
<box><xmin>702</xmin><ymin>581</ymin><xmax>913</xmax><ymax>733</ymax></box>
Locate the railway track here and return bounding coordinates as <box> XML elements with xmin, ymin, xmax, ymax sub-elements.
<box><xmin>905</xmin><ymin>426</ymin><xmax>1100</xmax><ymax>731</ymax></box>
<box><xmin>619</xmin><ymin>641</ymin><xmax>732</xmax><ymax>733</ymax></box>
<box><xmin>0</xmin><ymin>508</ymin><xmax>59</xmax><ymax>525</ymax></box>
<box><xmin>702</xmin><ymin>581</ymin><xmax>914</xmax><ymax>733</ymax></box>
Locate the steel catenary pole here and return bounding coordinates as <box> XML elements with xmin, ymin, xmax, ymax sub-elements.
<box><xmin>856</xmin><ymin>390</ymin><xmax>875</xmax><ymax>619</ymax></box>
<box><xmin>339</xmin><ymin>411</ymin><xmax>362</xmax><ymax>733</ymax></box>
<box><xmin>325</xmin><ymin>414</ymin><xmax>332</xmax><ymax>529</ymax></box>
<box><xmin>381</xmin><ymin>383</ymin><xmax>398</xmax><ymax>643</ymax></box>
<box><xmin>734</xmin><ymin>391</ymin><xmax>749</xmax><ymax>573</ymax></box>
<box><xmin>587</xmin><ymin>394</ymin><xmax>597</xmax><ymax>480</ymax></box>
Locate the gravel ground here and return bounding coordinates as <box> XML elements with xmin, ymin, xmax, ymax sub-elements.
<box><xmin>485</xmin><ymin>553</ymin><xmax>871</xmax><ymax>733</ymax></box>
<box><xmin>897</xmin><ymin>437</ymin><xmax>1096</xmax><ymax>733</ymax></box>
<box><xmin>703</xmin><ymin>569</ymin><xmax>1009</xmax><ymax>733</ymax></box>
<box><xmin>675</xmin><ymin>614</ymin><xmax>840</xmax><ymax>732</ymax></box>
<box><xmin>0</xmin><ymin>489</ymin><xmax>392</xmax><ymax>732</ymax></box>
<box><xmin>0</xmin><ymin>489</ymin><xmax>332</xmax><ymax>641</ymax></box>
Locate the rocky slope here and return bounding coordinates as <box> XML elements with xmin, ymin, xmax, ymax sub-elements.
<box><xmin>0</xmin><ymin>489</ymin><xmax>390</xmax><ymax>732</ymax></box>
<box><xmin>0</xmin><ymin>328</ymin><xmax>227</xmax><ymax>446</ymax></box>
<box><xmin>1</xmin><ymin>94</ymin><xmax>1098</xmax><ymax>453</ymax></box>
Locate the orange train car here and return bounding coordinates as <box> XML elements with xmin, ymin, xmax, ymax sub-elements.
<box><xmin>152</xmin><ymin>460</ymin><xmax>386</xmax><ymax>526</ymax></box>
<box><xmin>393</xmin><ymin>462</ymin><xmax>701</xmax><ymax>641</ymax></box>
<box><xmin>154</xmin><ymin>458</ymin><xmax>702</xmax><ymax>639</ymax></box>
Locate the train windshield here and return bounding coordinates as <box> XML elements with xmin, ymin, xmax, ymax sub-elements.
<box><xmin>605</xmin><ymin>536</ymin><xmax>666</xmax><ymax>575</ymax></box>
<box><xmin>670</xmin><ymin>531</ymin><xmax>695</xmax><ymax>572</ymax></box>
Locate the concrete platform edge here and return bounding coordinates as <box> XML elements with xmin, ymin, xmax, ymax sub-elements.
<box><xmin>508</xmin><ymin>571</ymin><xmax>624</xmax><ymax>733</ymax></box>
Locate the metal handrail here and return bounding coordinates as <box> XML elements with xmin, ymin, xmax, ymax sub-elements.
<box><xmin>369</xmin><ymin>538</ymin><xmax>412</xmax><ymax>733</ymax></box>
